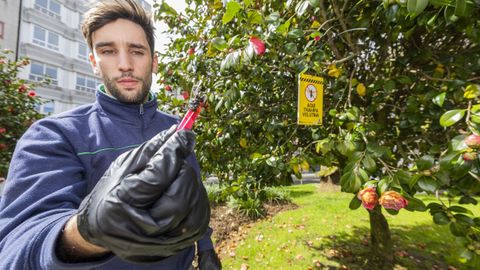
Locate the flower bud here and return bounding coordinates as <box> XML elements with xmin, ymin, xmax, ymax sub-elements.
<box><xmin>357</xmin><ymin>187</ymin><xmax>378</xmax><ymax>210</ymax></box>
<box><xmin>165</xmin><ymin>85</ymin><xmax>172</xmax><ymax>92</ymax></box>
<box><xmin>249</xmin><ymin>36</ymin><xmax>266</xmax><ymax>56</ymax></box>
<box><xmin>463</xmin><ymin>152</ymin><xmax>477</xmax><ymax>161</ymax></box>
<box><xmin>18</xmin><ymin>84</ymin><xmax>27</xmax><ymax>93</ymax></box>
<box><xmin>379</xmin><ymin>191</ymin><xmax>408</xmax><ymax>211</ymax></box>
<box><xmin>465</xmin><ymin>134</ymin><xmax>480</xmax><ymax>149</ymax></box>
<box><xmin>181</xmin><ymin>90</ymin><xmax>190</xmax><ymax>100</ymax></box>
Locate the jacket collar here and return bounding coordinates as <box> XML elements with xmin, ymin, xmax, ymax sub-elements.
<box><xmin>95</xmin><ymin>85</ymin><xmax>158</xmax><ymax>126</ymax></box>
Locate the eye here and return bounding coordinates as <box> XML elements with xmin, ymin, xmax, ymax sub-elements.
<box><xmin>101</xmin><ymin>49</ymin><xmax>115</xmax><ymax>55</ymax></box>
<box><xmin>132</xmin><ymin>50</ymin><xmax>145</xmax><ymax>56</ymax></box>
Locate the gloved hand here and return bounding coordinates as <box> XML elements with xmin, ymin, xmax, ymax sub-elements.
<box><xmin>77</xmin><ymin>125</ymin><xmax>210</xmax><ymax>262</ymax></box>
<box><xmin>189</xmin><ymin>249</ymin><xmax>222</xmax><ymax>270</ymax></box>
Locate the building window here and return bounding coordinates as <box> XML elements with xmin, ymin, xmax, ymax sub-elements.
<box><xmin>35</xmin><ymin>101</ymin><xmax>55</xmax><ymax>115</ymax></box>
<box><xmin>34</xmin><ymin>0</ymin><xmax>61</xmax><ymax>20</ymax></box>
<box><xmin>42</xmin><ymin>102</ymin><xmax>55</xmax><ymax>114</ymax></box>
<box><xmin>78</xmin><ymin>13</ymin><xmax>84</xmax><ymax>29</ymax></box>
<box><xmin>0</xmin><ymin>21</ymin><xmax>4</xmax><ymax>39</ymax></box>
<box><xmin>77</xmin><ymin>43</ymin><xmax>89</xmax><ymax>61</ymax></box>
<box><xmin>29</xmin><ymin>61</ymin><xmax>58</xmax><ymax>85</ymax></box>
<box><xmin>32</xmin><ymin>25</ymin><xmax>59</xmax><ymax>51</ymax></box>
<box><xmin>76</xmin><ymin>74</ymin><xmax>100</xmax><ymax>93</ymax></box>
<box><xmin>140</xmin><ymin>0</ymin><xmax>151</xmax><ymax>12</ymax></box>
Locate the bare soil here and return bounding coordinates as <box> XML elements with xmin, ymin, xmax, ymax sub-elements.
<box><xmin>209</xmin><ymin>202</ymin><xmax>298</xmax><ymax>258</ymax></box>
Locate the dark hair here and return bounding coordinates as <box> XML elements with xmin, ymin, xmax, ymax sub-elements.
<box><xmin>81</xmin><ymin>0</ymin><xmax>155</xmax><ymax>56</ymax></box>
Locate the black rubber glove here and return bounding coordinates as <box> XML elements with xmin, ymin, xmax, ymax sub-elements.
<box><xmin>189</xmin><ymin>249</ymin><xmax>222</xmax><ymax>270</ymax></box>
<box><xmin>77</xmin><ymin>125</ymin><xmax>210</xmax><ymax>262</ymax></box>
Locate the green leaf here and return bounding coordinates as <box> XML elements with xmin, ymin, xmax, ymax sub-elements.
<box><xmin>394</xmin><ymin>170</ymin><xmax>412</xmax><ymax>185</ymax></box>
<box><xmin>288</xmin><ymin>28</ymin><xmax>304</xmax><ymax>39</ymax></box>
<box><xmin>417</xmin><ymin>176</ymin><xmax>438</xmax><ymax>193</ymax></box>
<box><xmin>454</xmin><ymin>0</ymin><xmax>467</xmax><ymax>17</ymax></box>
<box><xmin>416</xmin><ymin>155</ymin><xmax>434</xmax><ymax>170</ymax></box>
<box><xmin>211</xmin><ymin>37</ymin><xmax>228</xmax><ymax>51</ymax></box>
<box><xmin>244</xmin><ymin>0</ymin><xmax>253</xmax><ymax>7</ymax></box>
<box><xmin>432</xmin><ymin>92</ymin><xmax>446</xmax><ymax>107</ymax></box>
<box><xmin>404</xmin><ymin>196</ymin><xmax>427</xmax><ymax>211</ymax></box>
<box><xmin>451</xmin><ymin>135</ymin><xmax>468</xmax><ymax>151</ymax></box>
<box><xmin>434</xmin><ymin>170</ymin><xmax>450</xmax><ymax>186</ymax></box>
<box><xmin>340</xmin><ymin>171</ymin><xmax>361</xmax><ymax>193</ymax></box>
<box><xmin>449</xmin><ymin>205</ymin><xmax>473</xmax><ymax>215</ymax></box>
<box><xmin>385</xmin><ymin>208</ymin><xmax>399</xmax><ymax>215</ymax></box>
<box><xmin>349</xmin><ymin>195</ymin><xmax>362</xmax><ymax>210</ymax></box>
<box><xmin>409</xmin><ymin>174</ymin><xmax>422</xmax><ymax>189</ymax></box>
<box><xmin>250</xmin><ymin>152</ymin><xmax>263</xmax><ymax>161</ymax></box>
<box><xmin>362</xmin><ymin>155</ymin><xmax>377</xmax><ymax>173</ymax></box>
<box><xmin>295</xmin><ymin>1</ymin><xmax>310</xmax><ymax>16</ymax></box>
<box><xmin>450</xmin><ymin>222</ymin><xmax>467</xmax><ymax>236</ymax></box>
<box><xmin>222</xmin><ymin>1</ymin><xmax>242</xmax><ymax>24</ymax></box>
<box><xmin>377</xmin><ymin>178</ymin><xmax>389</xmax><ymax>194</ymax></box>
<box><xmin>276</xmin><ymin>19</ymin><xmax>291</xmax><ymax>34</ymax></box>
<box><xmin>439</xmin><ymin>109</ymin><xmax>466</xmax><ymax>127</ymax></box>
<box><xmin>308</xmin><ymin>0</ymin><xmax>320</xmax><ymax>8</ymax></box>
<box><xmin>356</xmin><ymin>168</ymin><xmax>369</xmax><ymax>183</ymax></box>
<box><xmin>440</xmin><ymin>152</ymin><xmax>461</xmax><ymax>169</ymax></box>
<box><xmin>433</xmin><ymin>212</ymin><xmax>450</xmax><ymax>225</ymax></box>
<box><xmin>220</xmin><ymin>50</ymin><xmax>240</xmax><ymax>71</ymax></box>
<box><xmin>454</xmin><ymin>214</ymin><xmax>475</xmax><ymax>226</ymax></box>
<box><xmin>247</xmin><ymin>10</ymin><xmax>263</xmax><ymax>25</ymax></box>
<box><xmin>407</xmin><ymin>0</ymin><xmax>429</xmax><ymax>16</ymax></box>
<box><xmin>459</xmin><ymin>196</ymin><xmax>478</xmax><ymax>205</ymax></box>
<box><xmin>159</xmin><ymin>2</ymin><xmax>178</xmax><ymax>16</ymax></box>
<box><xmin>464</xmin><ymin>84</ymin><xmax>480</xmax><ymax>99</ymax></box>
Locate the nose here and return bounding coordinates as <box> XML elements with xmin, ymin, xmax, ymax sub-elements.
<box><xmin>118</xmin><ymin>50</ymin><xmax>133</xmax><ymax>72</ymax></box>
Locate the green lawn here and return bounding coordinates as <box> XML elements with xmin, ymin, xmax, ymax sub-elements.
<box><xmin>220</xmin><ymin>183</ymin><xmax>480</xmax><ymax>270</ymax></box>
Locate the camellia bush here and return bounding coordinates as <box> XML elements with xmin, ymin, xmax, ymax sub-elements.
<box><xmin>0</xmin><ymin>50</ymin><xmax>43</xmax><ymax>177</ymax></box>
<box><xmin>154</xmin><ymin>0</ymin><xmax>480</xmax><ymax>266</ymax></box>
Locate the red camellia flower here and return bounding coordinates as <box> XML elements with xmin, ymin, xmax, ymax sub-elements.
<box><xmin>18</xmin><ymin>84</ymin><xmax>27</xmax><ymax>92</ymax></box>
<box><xmin>314</xmin><ymin>35</ymin><xmax>321</xmax><ymax>42</ymax></box>
<box><xmin>165</xmin><ymin>85</ymin><xmax>172</xmax><ymax>92</ymax></box>
<box><xmin>465</xmin><ymin>134</ymin><xmax>480</xmax><ymax>148</ymax></box>
<box><xmin>0</xmin><ymin>128</ymin><xmax>6</xmax><ymax>133</ymax></box>
<box><xmin>463</xmin><ymin>152</ymin><xmax>477</xmax><ymax>161</ymax></box>
<box><xmin>379</xmin><ymin>191</ymin><xmax>408</xmax><ymax>211</ymax></box>
<box><xmin>187</xmin><ymin>47</ymin><xmax>195</xmax><ymax>56</ymax></box>
<box><xmin>27</xmin><ymin>90</ymin><xmax>36</xmax><ymax>97</ymax></box>
<box><xmin>249</xmin><ymin>36</ymin><xmax>266</xmax><ymax>56</ymax></box>
<box><xmin>357</xmin><ymin>187</ymin><xmax>378</xmax><ymax>210</ymax></box>
<box><xmin>181</xmin><ymin>90</ymin><xmax>190</xmax><ymax>100</ymax></box>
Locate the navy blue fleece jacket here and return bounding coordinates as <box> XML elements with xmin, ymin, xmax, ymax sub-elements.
<box><xmin>0</xmin><ymin>89</ymin><xmax>213</xmax><ymax>269</ymax></box>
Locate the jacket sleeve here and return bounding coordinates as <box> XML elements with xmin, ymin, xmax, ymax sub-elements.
<box><xmin>0</xmin><ymin>119</ymin><xmax>112</xmax><ymax>270</ymax></box>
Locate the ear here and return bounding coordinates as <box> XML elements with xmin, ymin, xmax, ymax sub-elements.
<box><xmin>89</xmin><ymin>52</ymin><xmax>100</xmax><ymax>75</ymax></box>
<box><xmin>151</xmin><ymin>53</ymin><xmax>158</xmax><ymax>74</ymax></box>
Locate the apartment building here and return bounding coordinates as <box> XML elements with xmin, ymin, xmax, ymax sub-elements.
<box><xmin>16</xmin><ymin>0</ymin><xmax>153</xmax><ymax>115</ymax></box>
<box><xmin>0</xmin><ymin>0</ymin><xmax>22</xmax><ymax>61</ymax></box>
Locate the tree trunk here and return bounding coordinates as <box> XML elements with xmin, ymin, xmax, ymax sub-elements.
<box><xmin>369</xmin><ymin>206</ymin><xmax>394</xmax><ymax>264</ymax></box>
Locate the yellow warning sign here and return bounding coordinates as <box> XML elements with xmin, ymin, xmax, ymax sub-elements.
<box><xmin>298</xmin><ymin>73</ymin><xmax>323</xmax><ymax>125</ymax></box>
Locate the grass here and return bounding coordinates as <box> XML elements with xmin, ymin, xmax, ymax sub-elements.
<box><xmin>220</xmin><ymin>183</ymin><xmax>480</xmax><ymax>270</ymax></box>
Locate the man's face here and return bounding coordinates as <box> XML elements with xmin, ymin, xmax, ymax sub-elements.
<box><xmin>89</xmin><ymin>19</ymin><xmax>157</xmax><ymax>104</ymax></box>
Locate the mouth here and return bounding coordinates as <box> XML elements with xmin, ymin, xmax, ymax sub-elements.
<box><xmin>117</xmin><ymin>78</ymin><xmax>139</xmax><ymax>88</ymax></box>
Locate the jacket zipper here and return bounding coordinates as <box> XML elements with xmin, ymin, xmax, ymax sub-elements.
<box><xmin>139</xmin><ymin>104</ymin><xmax>145</xmax><ymax>140</ymax></box>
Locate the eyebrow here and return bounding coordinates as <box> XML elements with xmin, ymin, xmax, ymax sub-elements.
<box><xmin>94</xmin><ymin>42</ymin><xmax>148</xmax><ymax>50</ymax></box>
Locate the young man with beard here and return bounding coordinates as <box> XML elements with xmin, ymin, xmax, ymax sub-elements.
<box><xmin>0</xmin><ymin>1</ymin><xmax>221</xmax><ymax>269</ymax></box>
